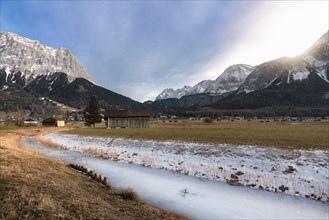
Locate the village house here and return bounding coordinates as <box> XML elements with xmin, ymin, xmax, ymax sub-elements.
<box><xmin>105</xmin><ymin>109</ymin><xmax>151</xmax><ymax>128</ymax></box>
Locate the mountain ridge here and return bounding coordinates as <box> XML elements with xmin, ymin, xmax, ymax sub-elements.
<box><xmin>0</xmin><ymin>32</ymin><xmax>94</xmax><ymax>83</ymax></box>
<box><xmin>0</xmin><ymin>32</ymin><xmax>145</xmax><ymax>117</ymax></box>
<box><xmin>156</xmin><ymin>64</ymin><xmax>254</xmax><ymax>100</ymax></box>
<box><xmin>147</xmin><ymin>30</ymin><xmax>329</xmax><ymax>116</ymax></box>
<box><xmin>238</xmin><ymin>30</ymin><xmax>328</xmax><ymax>94</ymax></box>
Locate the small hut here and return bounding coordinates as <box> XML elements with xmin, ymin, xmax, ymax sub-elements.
<box><xmin>106</xmin><ymin>109</ymin><xmax>151</xmax><ymax>128</ymax></box>
<box><xmin>42</xmin><ymin>117</ymin><xmax>65</xmax><ymax>127</ymax></box>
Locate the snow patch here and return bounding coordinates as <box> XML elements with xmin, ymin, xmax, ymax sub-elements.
<box><xmin>0</xmin><ymin>85</ymin><xmax>8</xmax><ymax>91</ymax></box>
<box><xmin>264</xmin><ymin>76</ymin><xmax>278</xmax><ymax>88</ymax></box>
<box><xmin>287</xmin><ymin>71</ymin><xmax>291</xmax><ymax>83</ymax></box>
<box><xmin>242</xmin><ymin>89</ymin><xmax>254</xmax><ymax>94</ymax></box>
<box><xmin>5</xmin><ymin>67</ymin><xmax>11</xmax><ymax>82</ymax></box>
<box><xmin>292</xmin><ymin>71</ymin><xmax>309</xmax><ymax>81</ymax></box>
<box><xmin>317</xmin><ymin>69</ymin><xmax>329</xmax><ymax>83</ymax></box>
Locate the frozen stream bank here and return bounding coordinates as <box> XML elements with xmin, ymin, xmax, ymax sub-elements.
<box><xmin>43</xmin><ymin>133</ymin><xmax>329</xmax><ymax>202</ymax></box>
<box><xmin>21</xmin><ymin>136</ymin><xmax>328</xmax><ymax>219</ymax></box>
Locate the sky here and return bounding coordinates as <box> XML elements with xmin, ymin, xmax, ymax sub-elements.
<box><xmin>0</xmin><ymin>1</ymin><xmax>328</xmax><ymax>102</ymax></box>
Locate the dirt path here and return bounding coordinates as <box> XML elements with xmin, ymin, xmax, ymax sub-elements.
<box><xmin>0</xmin><ymin>127</ymin><xmax>184</xmax><ymax>219</ymax></box>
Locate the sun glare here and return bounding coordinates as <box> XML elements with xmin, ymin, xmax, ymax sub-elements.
<box><xmin>255</xmin><ymin>1</ymin><xmax>328</xmax><ymax>58</ymax></box>
<box><xmin>204</xmin><ymin>1</ymin><xmax>328</xmax><ymax>81</ymax></box>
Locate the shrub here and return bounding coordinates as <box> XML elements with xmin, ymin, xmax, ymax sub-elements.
<box><xmin>119</xmin><ymin>187</ymin><xmax>139</xmax><ymax>201</ymax></box>
<box><xmin>204</xmin><ymin>118</ymin><xmax>213</xmax><ymax>123</ymax></box>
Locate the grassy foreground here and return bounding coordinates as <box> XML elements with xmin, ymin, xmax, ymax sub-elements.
<box><xmin>0</xmin><ymin>128</ymin><xmax>183</xmax><ymax>220</ymax></box>
<box><xmin>64</xmin><ymin>120</ymin><xmax>329</xmax><ymax>149</ymax></box>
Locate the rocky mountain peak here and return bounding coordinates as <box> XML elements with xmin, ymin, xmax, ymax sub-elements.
<box><xmin>155</xmin><ymin>64</ymin><xmax>254</xmax><ymax>100</ymax></box>
<box><xmin>216</xmin><ymin>64</ymin><xmax>254</xmax><ymax>82</ymax></box>
<box><xmin>155</xmin><ymin>86</ymin><xmax>192</xmax><ymax>101</ymax></box>
<box><xmin>238</xmin><ymin>30</ymin><xmax>329</xmax><ymax>94</ymax></box>
<box><xmin>0</xmin><ymin>32</ymin><xmax>94</xmax><ymax>83</ymax></box>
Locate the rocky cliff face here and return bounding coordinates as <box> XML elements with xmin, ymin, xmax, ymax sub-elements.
<box><xmin>0</xmin><ymin>32</ymin><xmax>93</xmax><ymax>83</ymax></box>
<box><xmin>0</xmin><ymin>32</ymin><xmax>145</xmax><ymax>114</ymax></box>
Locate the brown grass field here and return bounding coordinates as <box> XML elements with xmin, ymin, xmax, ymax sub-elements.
<box><xmin>0</xmin><ymin>119</ymin><xmax>327</xmax><ymax>218</ymax></box>
<box><xmin>0</xmin><ymin>127</ymin><xmax>183</xmax><ymax>220</ymax></box>
<box><xmin>64</xmin><ymin>119</ymin><xmax>329</xmax><ymax>149</ymax></box>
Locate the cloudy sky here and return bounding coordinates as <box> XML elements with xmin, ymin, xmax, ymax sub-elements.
<box><xmin>1</xmin><ymin>1</ymin><xmax>328</xmax><ymax>101</ymax></box>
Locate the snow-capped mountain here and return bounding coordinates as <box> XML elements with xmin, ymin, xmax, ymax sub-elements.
<box><xmin>155</xmin><ymin>64</ymin><xmax>254</xmax><ymax>100</ymax></box>
<box><xmin>155</xmin><ymin>86</ymin><xmax>191</xmax><ymax>100</ymax></box>
<box><xmin>147</xmin><ymin>30</ymin><xmax>329</xmax><ymax>115</ymax></box>
<box><xmin>0</xmin><ymin>32</ymin><xmax>94</xmax><ymax>83</ymax></box>
<box><xmin>0</xmin><ymin>32</ymin><xmax>144</xmax><ymax>114</ymax></box>
<box><xmin>238</xmin><ymin>31</ymin><xmax>329</xmax><ymax>93</ymax></box>
<box><xmin>186</xmin><ymin>64</ymin><xmax>254</xmax><ymax>96</ymax></box>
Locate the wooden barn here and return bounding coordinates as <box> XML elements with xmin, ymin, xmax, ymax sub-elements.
<box><xmin>106</xmin><ymin>109</ymin><xmax>151</xmax><ymax>128</ymax></box>
<box><xmin>42</xmin><ymin>117</ymin><xmax>65</xmax><ymax>127</ymax></box>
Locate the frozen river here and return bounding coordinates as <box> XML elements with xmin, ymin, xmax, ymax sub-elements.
<box><xmin>21</xmin><ymin>136</ymin><xmax>328</xmax><ymax>219</ymax></box>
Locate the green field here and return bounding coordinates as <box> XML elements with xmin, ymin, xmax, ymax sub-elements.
<box><xmin>62</xmin><ymin>120</ymin><xmax>329</xmax><ymax>149</ymax></box>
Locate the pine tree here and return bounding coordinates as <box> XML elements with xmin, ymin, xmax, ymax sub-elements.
<box><xmin>84</xmin><ymin>96</ymin><xmax>102</xmax><ymax>127</ymax></box>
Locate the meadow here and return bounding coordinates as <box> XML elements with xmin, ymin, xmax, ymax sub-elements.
<box><xmin>63</xmin><ymin>119</ymin><xmax>329</xmax><ymax>149</ymax></box>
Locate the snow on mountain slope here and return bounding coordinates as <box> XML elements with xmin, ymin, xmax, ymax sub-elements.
<box><xmin>238</xmin><ymin>31</ymin><xmax>329</xmax><ymax>93</ymax></box>
<box><xmin>205</xmin><ymin>64</ymin><xmax>254</xmax><ymax>94</ymax></box>
<box><xmin>155</xmin><ymin>85</ymin><xmax>192</xmax><ymax>100</ymax></box>
<box><xmin>155</xmin><ymin>64</ymin><xmax>254</xmax><ymax>100</ymax></box>
<box><xmin>0</xmin><ymin>32</ymin><xmax>94</xmax><ymax>83</ymax></box>
<box><xmin>303</xmin><ymin>30</ymin><xmax>329</xmax><ymax>82</ymax></box>
<box><xmin>186</xmin><ymin>80</ymin><xmax>212</xmax><ymax>95</ymax></box>
<box><xmin>155</xmin><ymin>31</ymin><xmax>328</xmax><ymax>101</ymax></box>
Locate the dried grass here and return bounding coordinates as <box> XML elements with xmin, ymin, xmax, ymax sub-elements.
<box><xmin>1</xmin><ymin>128</ymin><xmax>184</xmax><ymax>220</ymax></box>
<box><xmin>82</xmin><ymin>147</ymin><xmax>120</xmax><ymax>160</ymax></box>
<box><xmin>119</xmin><ymin>187</ymin><xmax>139</xmax><ymax>201</ymax></box>
<box><xmin>63</xmin><ymin>120</ymin><xmax>329</xmax><ymax>149</ymax></box>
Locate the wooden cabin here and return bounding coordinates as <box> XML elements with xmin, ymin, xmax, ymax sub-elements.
<box><xmin>42</xmin><ymin>117</ymin><xmax>65</xmax><ymax>127</ymax></box>
<box><xmin>106</xmin><ymin>109</ymin><xmax>151</xmax><ymax>128</ymax></box>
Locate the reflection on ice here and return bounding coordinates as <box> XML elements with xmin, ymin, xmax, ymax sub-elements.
<box><xmin>21</xmin><ymin>137</ymin><xmax>329</xmax><ymax>220</ymax></box>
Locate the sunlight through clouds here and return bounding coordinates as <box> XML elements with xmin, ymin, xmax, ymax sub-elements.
<box><xmin>1</xmin><ymin>1</ymin><xmax>328</xmax><ymax>101</ymax></box>
<box><xmin>201</xmin><ymin>1</ymin><xmax>329</xmax><ymax>83</ymax></box>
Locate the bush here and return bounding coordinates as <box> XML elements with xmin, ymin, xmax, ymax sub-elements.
<box><xmin>204</xmin><ymin>118</ymin><xmax>213</xmax><ymax>123</ymax></box>
<box><xmin>119</xmin><ymin>187</ymin><xmax>139</xmax><ymax>201</ymax></box>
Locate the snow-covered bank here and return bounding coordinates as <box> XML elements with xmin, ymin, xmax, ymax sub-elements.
<box><xmin>21</xmin><ymin>136</ymin><xmax>329</xmax><ymax>220</ymax></box>
<box><xmin>43</xmin><ymin>133</ymin><xmax>329</xmax><ymax>202</ymax></box>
